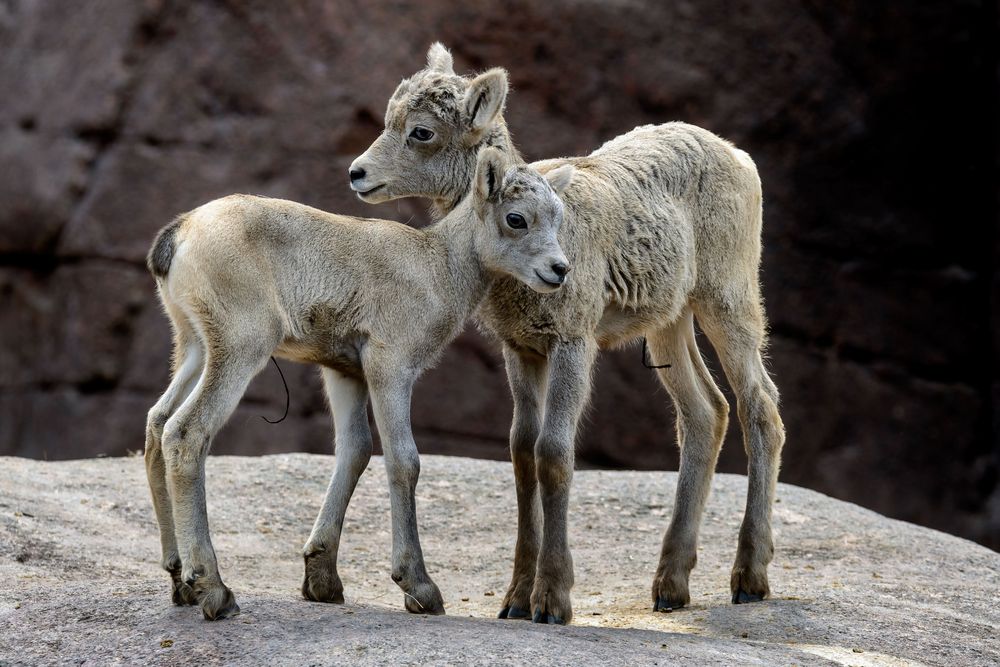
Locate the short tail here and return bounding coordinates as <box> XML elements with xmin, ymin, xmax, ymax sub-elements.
<box><xmin>147</xmin><ymin>215</ymin><xmax>185</xmax><ymax>279</ymax></box>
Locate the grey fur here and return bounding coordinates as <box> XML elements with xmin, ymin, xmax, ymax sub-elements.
<box><xmin>350</xmin><ymin>43</ymin><xmax>786</xmax><ymax>625</ymax></box>
<box><xmin>143</xmin><ymin>149</ymin><xmax>575</xmax><ymax>620</ymax></box>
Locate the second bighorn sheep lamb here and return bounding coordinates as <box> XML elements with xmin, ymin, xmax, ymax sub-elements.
<box><xmin>143</xmin><ymin>148</ymin><xmax>574</xmax><ymax>620</ymax></box>
<box><xmin>347</xmin><ymin>44</ymin><xmax>786</xmax><ymax>624</ymax></box>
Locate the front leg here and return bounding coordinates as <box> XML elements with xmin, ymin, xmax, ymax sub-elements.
<box><xmin>498</xmin><ymin>345</ymin><xmax>547</xmax><ymax>620</ymax></box>
<box><xmin>367</xmin><ymin>365</ymin><xmax>445</xmax><ymax>615</ymax></box>
<box><xmin>531</xmin><ymin>338</ymin><xmax>596</xmax><ymax>625</ymax></box>
<box><xmin>302</xmin><ymin>368</ymin><xmax>373</xmax><ymax>604</ymax></box>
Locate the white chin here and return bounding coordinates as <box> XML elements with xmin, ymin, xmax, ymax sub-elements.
<box><xmin>353</xmin><ymin>183</ymin><xmax>390</xmax><ymax>203</ymax></box>
<box><xmin>356</xmin><ymin>190</ymin><xmax>388</xmax><ymax>204</ymax></box>
<box><xmin>531</xmin><ymin>280</ymin><xmax>562</xmax><ymax>294</ymax></box>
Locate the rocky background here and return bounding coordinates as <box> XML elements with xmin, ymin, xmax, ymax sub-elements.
<box><xmin>0</xmin><ymin>1</ymin><xmax>995</xmax><ymax>548</ymax></box>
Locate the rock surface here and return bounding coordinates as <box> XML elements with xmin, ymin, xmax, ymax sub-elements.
<box><xmin>0</xmin><ymin>0</ymin><xmax>995</xmax><ymax>549</ymax></box>
<box><xmin>0</xmin><ymin>454</ymin><xmax>997</xmax><ymax>666</ymax></box>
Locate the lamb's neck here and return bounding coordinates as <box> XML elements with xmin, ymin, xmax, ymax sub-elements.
<box><xmin>425</xmin><ymin>203</ymin><xmax>492</xmax><ymax>322</ymax></box>
<box><xmin>430</xmin><ymin>118</ymin><xmax>524</xmax><ymax>218</ymax></box>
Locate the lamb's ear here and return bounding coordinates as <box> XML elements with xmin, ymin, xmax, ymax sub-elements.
<box><xmin>464</xmin><ymin>68</ymin><xmax>508</xmax><ymax>135</ymax></box>
<box><xmin>474</xmin><ymin>147</ymin><xmax>507</xmax><ymax>213</ymax></box>
<box><xmin>389</xmin><ymin>76</ymin><xmax>412</xmax><ymax>104</ymax></box>
<box><xmin>426</xmin><ymin>42</ymin><xmax>454</xmax><ymax>74</ymax></box>
<box><xmin>544</xmin><ymin>164</ymin><xmax>575</xmax><ymax>196</ymax></box>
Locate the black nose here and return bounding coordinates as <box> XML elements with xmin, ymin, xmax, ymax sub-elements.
<box><xmin>349</xmin><ymin>167</ymin><xmax>366</xmax><ymax>182</ymax></box>
<box><xmin>551</xmin><ymin>262</ymin><xmax>569</xmax><ymax>278</ymax></box>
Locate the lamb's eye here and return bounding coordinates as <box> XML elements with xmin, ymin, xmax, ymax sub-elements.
<box><xmin>505</xmin><ymin>213</ymin><xmax>527</xmax><ymax>229</ymax></box>
<box><xmin>409</xmin><ymin>127</ymin><xmax>434</xmax><ymax>141</ymax></box>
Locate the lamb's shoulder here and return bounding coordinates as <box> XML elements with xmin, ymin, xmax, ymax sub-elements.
<box><xmin>559</xmin><ymin>168</ymin><xmax>697</xmax><ymax>319</ymax></box>
<box><xmin>275</xmin><ymin>219</ymin><xmax>450</xmax><ymax>372</ymax></box>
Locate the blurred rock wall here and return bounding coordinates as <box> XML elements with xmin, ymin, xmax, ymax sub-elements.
<box><xmin>0</xmin><ymin>0</ymin><xmax>995</xmax><ymax>547</ymax></box>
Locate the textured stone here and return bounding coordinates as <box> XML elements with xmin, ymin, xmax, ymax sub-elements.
<box><xmin>0</xmin><ymin>129</ymin><xmax>93</xmax><ymax>253</ymax></box>
<box><xmin>0</xmin><ymin>264</ymin><xmax>148</xmax><ymax>388</ymax></box>
<box><xmin>0</xmin><ymin>455</ymin><xmax>997</xmax><ymax>665</ymax></box>
<box><xmin>0</xmin><ymin>0</ymin><xmax>151</xmax><ymax>132</ymax></box>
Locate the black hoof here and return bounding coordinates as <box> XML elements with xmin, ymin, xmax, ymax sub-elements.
<box><xmin>211</xmin><ymin>599</ymin><xmax>240</xmax><ymax>621</ymax></box>
<box><xmin>201</xmin><ymin>587</ymin><xmax>240</xmax><ymax>621</ymax></box>
<box><xmin>302</xmin><ymin>551</ymin><xmax>346</xmax><ymax>604</ymax></box>
<box><xmin>498</xmin><ymin>606</ymin><xmax>530</xmax><ymax>620</ymax></box>
<box><xmin>532</xmin><ymin>609</ymin><xmax>565</xmax><ymax>625</ymax></box>
<box><xmin>402</xmin><ymin>584</ymin><xmax>446</xmax><ymax>616</ymax></box>
<box><xmin>732</xmin><ymin>589</ymin><xmax>765</xmax><ymax>604</ymax></box>
<box><xmin>653</xmin><ymin>597</ymin><xmax>686</xmax><ymax>613</ymax></box>
<box><xmin>301</xmin><ymin>575</ymin><xmax>345</xmax><ymax>604</ymax></box>
<box><xmin>405</xmin><ymin>597</ymin><xmax>446</xmax><ymax>615</ymax></box>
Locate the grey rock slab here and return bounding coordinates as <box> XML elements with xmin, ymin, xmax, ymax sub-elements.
<box><xmin>0</xmin><ymin>454</ymin><xmax>996</xmax><ymax>666</ymax></box>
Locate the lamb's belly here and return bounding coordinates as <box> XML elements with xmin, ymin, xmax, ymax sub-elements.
<box><xmin>595</xmin><ymin>306</ymin><xmax>668</xmax><ymax>348</ymax></box>
<box><xmin>600</xmin><ymin>247</ymin><xmax>694</xmax><ymax>341</ymax></box>
<box><xmin>275</xmin><ymin>336</ymin><xmax>365</xmax><ymax>380</ymax></box>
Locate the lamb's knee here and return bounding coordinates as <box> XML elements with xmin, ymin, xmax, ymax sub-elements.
<box><xmin>161</xmin><ymin>418</ymin><xmax>209</xmax><ymax>478</ymax></box>
<box><xmin>705</xmin><ymin>379</ymin><xmax>730</xmax><ymax>419</ymax></box>
<box><xmin>713</xmin><ymin>399</ymin><xmax>729</xmax><ymax>446</ymax></box>
<box><xmin>511</xmin><ymin>417</ymin><xmax>538</xmax><ymax>451</ymax></box>
<box><xmin>335</xmin><ymin>432</ymin><xmax>373</xmax><ymax>475</ymax></box>
<box><xmin>146</xmin><ymin>407</ymin><xmax>170</xmax><ymax>441</ymax></box>
<box><xmin>344</xmin><ymin>446</ymin><xmax>372</xmax><ymax>478</ymax></box>
<box><xmin>535</xmin><ymin>438</ymin><xmax>572</xmax><ymax>491</ymax></box>
<box><xmin>707</xmin><ymin>390</ymin><xmax>731</xmax><ymax>444</ymax></box>
<box><xmin>682</xmin><ymin>390</ymin><xmax>729</xmax><ymax>435</ymax></box>
<box><xmin>510</xmin><ymin>421</ymin><xmax>539</xmax><ymax>471</ymax></box>
<box><xmin>386</xmin><ymin>448</ymin><xmax>420</xmax><ymax>488</ymax></box>
<box><xmin>740</xmin><ymin>387</ymin><xmax>785</xmax><ymax>456</ymax></box>
<box><xmin>145</xmin><ymin>408</ymin><xmax>170</xmax><ymax>461</ymax></box>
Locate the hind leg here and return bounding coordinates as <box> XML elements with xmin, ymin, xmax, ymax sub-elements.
<box><xmin>647</xmin><ymin>310</ymin><xmax>729</xmax><ymax>612</ymax></box>
<box><xmin>162</xmin><ymin>331</ymin><xmax>276</xmax><ymax>620</ymax></box>
<box><xmin>694</xmin><ymin>296</ymin><xmax>785</xmax><ymax>604</ymax></box>
<box><xmin>145</xmin><ymin>315</ymin><xmax>204</xmax><ymax>606</ymax></box>
<box><xmin>302</xmin><ymin>368</ymin><xmax>373</xmax><ymax>604</ymax></box>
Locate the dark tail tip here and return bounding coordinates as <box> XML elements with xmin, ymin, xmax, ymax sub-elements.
<box><xmin>147</xmin><ymin>215</ymin><xmax>184</xmax><ymax>279</ymax></box>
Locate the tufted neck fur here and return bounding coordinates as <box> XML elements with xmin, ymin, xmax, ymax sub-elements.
<box><xmin>430</xmin><ymin>118</ymin><xmax>523</xmax><ymax>218</ymax></box>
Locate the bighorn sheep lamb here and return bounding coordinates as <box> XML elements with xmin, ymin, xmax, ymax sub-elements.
<box><xmin>347</xmin><ymin>44</ymin><xmax>786</xmax><ymax>625</ymax></box>
<box><xmin>143</xmin><ymin>148</ymin><xmax>575</xmax><ymax>620</ymax></box>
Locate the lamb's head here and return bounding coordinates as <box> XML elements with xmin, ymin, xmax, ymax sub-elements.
<box><xmin>349</xmin><ymin>43</ymin><xmax>509</xmax><ymax>208</ymax></box>
<box><xmin>471</xmin><ymin>147</ymin><xmax>574</xmax><ymax>294</ymax></box>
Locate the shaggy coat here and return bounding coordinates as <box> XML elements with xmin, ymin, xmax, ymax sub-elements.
<box><xmin>347</xmin><ymin>44</ymin><xmax>785</xmax><ymax>625</ymax></box>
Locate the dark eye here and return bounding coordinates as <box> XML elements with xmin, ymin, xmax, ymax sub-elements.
<box><xmin>505</xmin><ymin>213</ymin><xmax>527</xmax><ymax>229</ymax></box>
<box><xmin>409</xmin><ymin>127</ymin><xmax>434</xmax><ymax>141</ymax></box>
